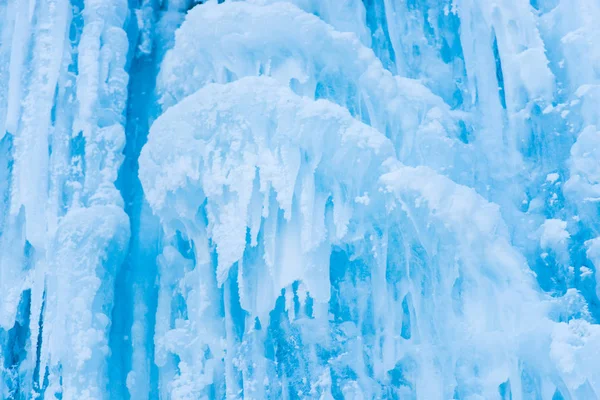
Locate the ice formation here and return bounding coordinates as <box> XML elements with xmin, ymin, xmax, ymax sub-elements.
<box><xmin>1</xmin><ymin>0</ymin><xmax>600</xmax><ymax>399</ymax></box>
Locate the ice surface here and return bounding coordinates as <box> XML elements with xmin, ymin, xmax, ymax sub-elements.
<box><xmin>141</xmin><ymin>76</ymin><xmax>393</xmax><ymax>288</ymax></box>
<box><xmin>42</xmin><ymin>205</ymin><xmax>130</xmax><ymax>399</ymax></box>
<box><xmin>156</xmin><ymin>1</ymin><xmax>471</xmax><ymax>183</ymax></box>
<box><xmin>2</xmin><ymin>0</ymin><xmax>600</xmax><ymax>399</ymax></box>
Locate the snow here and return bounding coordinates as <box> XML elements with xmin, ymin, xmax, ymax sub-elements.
<box><xmin>566</xmin><ymin>125</ymin><xmax>600</xmax><ymax>203</ymax></box>
<box><xmin>140</xmin><ymin>75</ymin><xmax>394</xmax><ymax>304</ymax></box>
<box><xmin>156</xmin><ymin>1</ymin><xmax>471</xmax><ymax>184</ymax></box>
<box><xmin>539</xmin><ymin>219</ymin><xmax>570</xmax><ymax>250</ymax></box>
<box><xmin>588</xmin><ymin>238</ymin><xmax>600</xmax><ymax>303</ymax></box>
<box><xmin>581</xmin><ymin>266</ymin><xmax>593</xmax><ymax>279</ymax></box>
<box><xmin>2</xmin><ymin>0</ymin><xmax>600</xmax><ymax>398</ymax></box>
<box><xmin>43</xmin><ymin>205</ymin><xmax>130</xmax><ymax>400</ymax></box>
<box><xmin>546</xmin><ymin>172</ymin><xmax>560</xmax><ymax>183</ymax></box>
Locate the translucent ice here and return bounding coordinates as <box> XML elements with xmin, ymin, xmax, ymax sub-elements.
<box><xmin>1</xmin><ymin>0</ymin><xmax>600</xmax><ymax>399</ymax></box>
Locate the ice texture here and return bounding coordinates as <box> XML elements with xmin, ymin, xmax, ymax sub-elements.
<box><xmin>1</xmin><ymin>0</ymin><xmax>600</xmax><ymax>399</ymax></box>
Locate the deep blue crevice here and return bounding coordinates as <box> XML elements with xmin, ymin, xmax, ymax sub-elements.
<box><xmin>110</xmin><ymin>1</ymin><xmax>162</xmax><ymax>398</ymax></box>
<box><xmin>491</xmin><ymin>31</ymin><xmax>507</xmax><ymax>110</ymax></box>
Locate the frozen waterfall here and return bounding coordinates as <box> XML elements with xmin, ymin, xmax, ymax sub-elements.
<box><xmin>1</xmin><ymin>0</ymin><xmax>600</xmax><ymax>399</ymax></box>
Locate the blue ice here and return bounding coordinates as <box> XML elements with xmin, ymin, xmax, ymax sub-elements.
<box><xmin>1</xmin><ymin>0</ymin><xmax>600</xmax><ymax>399</ymax></box>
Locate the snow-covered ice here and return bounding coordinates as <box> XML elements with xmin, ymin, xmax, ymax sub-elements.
<box><xmin>1</xmin><ymin>0</ymin><xmax>600</xmax><ymax>399</ymax></box>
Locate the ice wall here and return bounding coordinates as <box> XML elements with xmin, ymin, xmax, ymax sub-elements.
<box><xmin>1</xmin><ymin>0</ymin><xmax>600</xmax><ymax>399</ymax></box>
<box><xmin>0</xmin><ymin>1</ymin><xmax>131</xmax><ymax>398</ymax></box>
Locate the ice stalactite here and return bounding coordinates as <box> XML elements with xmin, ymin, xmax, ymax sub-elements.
<box><xmin>2</xmin><ymin>0</ymin><xmax>600</xmax><ymax>399</ymax></box>
<box><xmin>140</xmin><ymin>76</ymin><xmax>395</xmax><ymax>397</ymax></box>
<box><xmin>157</xmin><ymin>2</ymin><xmax>475</xmax><ymax>186</ymax></box>
<box><xmin>139</xmin><ymin>1</ymin><xmax>600</xmax><ymax>398</ymax></box>
<box><xmin>1</xmin><ymin>1</ymin><xmax>131</xmax><ymax>399</ymax></box>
